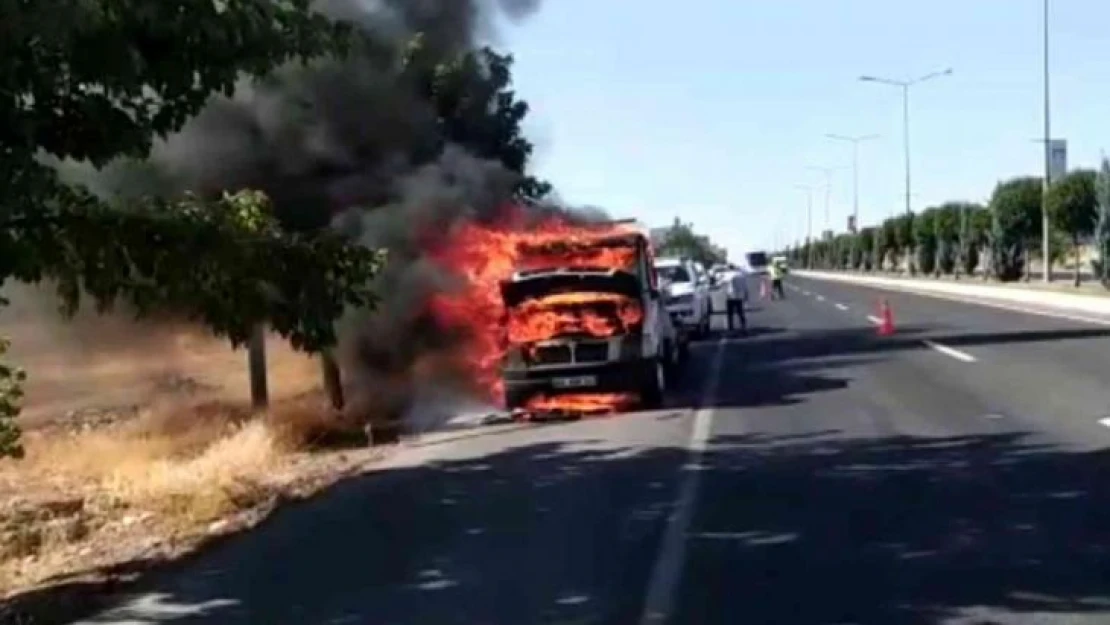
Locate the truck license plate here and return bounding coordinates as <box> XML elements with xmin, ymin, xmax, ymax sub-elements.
<box><xmin>553</xmin><ymin>375</ymin><xmax>597</xmax><ymax>389</ymax></box>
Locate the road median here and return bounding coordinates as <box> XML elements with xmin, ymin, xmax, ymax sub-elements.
<box><xmin>795</xmin><ymin>270</ymin><xmax>1110</xmax><ymax>318</ymax></box>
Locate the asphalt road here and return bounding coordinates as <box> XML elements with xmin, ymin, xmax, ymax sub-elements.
<box><xmin>73</xmin><ymin>275</ymin><xmax>1110</xmax><ymax>625</ymax></box>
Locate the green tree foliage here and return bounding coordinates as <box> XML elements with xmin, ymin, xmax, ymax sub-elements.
<box><xmin>1045</xmin><ymin>169</ymin><xmax>1098</xmax><ymax>286</ymax></box>
<box><xmin>1096</xmin><ymin>158</ymin><xmax>1110</xmax><ymax>288</ymax></box>
<box><xmin>656</xmin><ymin>218</ymin><xmax>727</xmax><ymax>267</ymax></box>
<box><xmin>989</xmin><ymin>176</ymin><xmax>1043</xmax><ymax>282</ymax></box>
<box><xmin>956</xmin><ymin>203</ymin><xmax>990</xmax><ymax>276</ymax></box>
<box><xmin>879</xmin><ymin>218</ymin><xmax>898</xmax><ymax>270</ymax></box>
<box><xmin>912</xmin><ymin>208</ymin><xmax>938</xmax><ymax>275</ymax></box>
<box><xmin>891</xmin><ymin>212</ymin><xmax>915</xmax><ymax>273</ymax></box>
<box><xmin>933</xmin><ymin>203</ymin><xmax>963</xmax><ymax>275</ymax></box>
<box><xmin>858</xmin><ymin>228</ymin><xmax>876</xmax><ymax>271</ymax></box>
<box><xmin>0</xmin><ymin>0</ymin><xmax>380</xmax><ymax>458</ymax></box>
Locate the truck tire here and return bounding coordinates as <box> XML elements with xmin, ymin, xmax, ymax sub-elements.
<box><xmin>664</xmin><ymin>341</ymin><xmax>684</xmax><ymax>381</ymax></box>
<box><xmin>639</xmin><ymin>358</ymin><xmax>665</xmax><ymax>409</ymax></box>
<box><xmin>504</xmin><ymin>386</ymin><xmax>531</xmax><ymax>412</ymax></box>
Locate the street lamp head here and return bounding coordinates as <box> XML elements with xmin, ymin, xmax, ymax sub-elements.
<box><xmin>858</xmin><ymin>75</ymin><xmax>878</xmax><ymax>82</ymax></box>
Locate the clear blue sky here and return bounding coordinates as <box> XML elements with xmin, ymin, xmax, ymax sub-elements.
<box><xmin>499</xmin><ymin>0</ymin><xmax>1109</xmax><ymax>261</ymax></box>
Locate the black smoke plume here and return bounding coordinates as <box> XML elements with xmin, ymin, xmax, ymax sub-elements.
<box><xmin>94</xmin><ymin>0</ymin><xmax>607</xmax><ymax>422</ymax></box>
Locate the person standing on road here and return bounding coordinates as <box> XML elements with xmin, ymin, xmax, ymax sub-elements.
<box><xmin>725</xmin><ymin>268</ymin><xmax>749</xmax><ymax>334</ymax></box>
<box><xmin>768</xmin><ymin>261</ymin><xmax>785</xmax><ymax>300</ymax></box>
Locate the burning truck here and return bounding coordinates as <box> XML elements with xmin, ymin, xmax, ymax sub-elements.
<box><xmin>428</xmin><ymin>211</ymin><xmax>688</xmax><ymax>416</ymax></box>
<box><xmin>498</xmin><ymin>224</ymin><xmax>688</xmax><ymax>415</ymax></box>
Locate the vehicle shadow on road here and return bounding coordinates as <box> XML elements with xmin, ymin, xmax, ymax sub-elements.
<box><xmin>677</xmin><ymin>429</ymin><xmax>1110</xmax><ymax>624</ymax></box>
<box><xmin>28</xmin><ymin>429</ymin><xmax>1110</xmax><ymax>625</ymax></box>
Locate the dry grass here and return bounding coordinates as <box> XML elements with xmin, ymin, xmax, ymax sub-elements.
<box><xmin>0</xmin><ymin>282</ymin><xmax>381</xmax><ymax>599</ymax></box>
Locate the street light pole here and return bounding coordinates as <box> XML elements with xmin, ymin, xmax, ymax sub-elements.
<box><xmin>859</xmin><ymin>68</ymin><xmax>953</xmax><ymax>217</ymax></box>
<box><xmin>826</xmin><ymin>133</ymin><xmax>879</xmax><ymax>232</ymax></box>
<box><xmin>1042</xmin><ymin>0</ymin><xmax>1052</xmax><ymax>283</ymax></box>
<box><xmin>795</xmin><ymin>184</ymin><xmax>814</xmax><ymax>268</ymax></box>
<box><xmin>902</xmin><ymin>83</ymin><xmax>911</xmax><ymax>216</ymax></box>
<box><xmin>806</xmin><ymin>166</ymin><xmax>836</xmax><ymax>234</ymax></box>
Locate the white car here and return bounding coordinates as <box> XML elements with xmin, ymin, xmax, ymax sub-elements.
<box><xmin>654</xmin><ymin>257</ymin><xmax>712</xmax><ymax>338</ymax></box>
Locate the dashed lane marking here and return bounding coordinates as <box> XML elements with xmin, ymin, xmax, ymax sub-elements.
<box><xmin>864</xmin><ymin>315</ymin><xmax>977</xmax><ymax>363</ymax></box>
<box><xmin>923</xmin><ymin>339</ymin><xmax>977</xmax><ymax>362</ymax></box>
<box><xmin>835</xmin><ymin>303</ymin><xmax>849</xmax><ymax>311</ymax></box>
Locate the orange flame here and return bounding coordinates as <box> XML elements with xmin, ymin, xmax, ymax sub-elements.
<box><xmin>426</xmin><ymin>206</ymin><xmax>644</xmax><ymax>412</ymax></box>
<box><xmin>508</xmin><ymin>291</ymin><xmax>643</xmax><ymax>345</ymax></box>
<box><xmin>524</xmin><ymin>393</ymin><xmax>639</xmax><ymax>414</ymax></box>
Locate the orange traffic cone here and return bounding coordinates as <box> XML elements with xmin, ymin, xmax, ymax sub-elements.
<box><xmin>877</xmin><ymin>299</ymin><xmax>895</xmax><ymax>336</ymax></box>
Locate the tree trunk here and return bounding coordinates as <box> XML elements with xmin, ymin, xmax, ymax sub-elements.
<box><xmin>247</xmin><ymin>324</ymin><xmax>269</xmax><ymax>410</ymax></box>
<box><xmin>1074</xmin><ymin>235</ymin><xmax>1082</xmax><ymax>288</ymax></box>
<box><xmin>321</xmin><ymin>350</ymin><xmax>344</xmax><ymax>410</ymax></box>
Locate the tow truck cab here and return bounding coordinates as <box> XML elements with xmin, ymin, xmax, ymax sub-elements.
<box><xmin>499</xmin><ymin>231</ymin><xmax>686</xmax><ymax>411</ymax></box>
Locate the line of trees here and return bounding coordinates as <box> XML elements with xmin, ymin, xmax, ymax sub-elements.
<box><xmin>0</xmin><ymin>1</ymin><xmax>550</xmax><ymax>458</ymax></box>
<box><xmin>655</xmin><ymin>218</ymin><xmax>729</xmax><ymax>267</ymax></box>
<box><xmin>777</xmin><ymin>160</ymin><xmax>1110</xmax><ymax>289</ymax></box>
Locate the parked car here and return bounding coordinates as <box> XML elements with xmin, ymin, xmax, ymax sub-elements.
<box><xmin>654</xmin><ymin>257</ymin><xmax>712</xmax><ymax>338</ymax></box>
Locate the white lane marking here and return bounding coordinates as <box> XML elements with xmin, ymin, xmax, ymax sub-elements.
<box><xmin>801</xmin><ymin>290</ymin><xmax>811</xmax><ymax>296</ymax></box>
<box><xmin>922</xmin><ymin>339</ymin><xmax>977</xmax><ymax>362</ymax></box>
<box><xmin>865</xmin><ymin>313</ymin><xmax>976</xmax><ymax>362</ymax></box>
<box><xmin>815</xmin><ymin>295</ymin><xmax>826</xmax><ymax>302</ymax></box>
<box><xmin>638</xmin><ymin>338</ymin><xmax>725</xmax><ymax>625</ymax></box>
<box><xmin>1099</xmin><ymin>418</ymin><xmax>1110</xmax><ymax>429</ymax></box>
<box><xmin>835</xmin><ymin>303</ymin><xmax>849</xmax><ymax>311</ymax></box>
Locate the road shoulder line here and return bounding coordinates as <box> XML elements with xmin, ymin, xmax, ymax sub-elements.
<box><xmin>637</xmin><ymin>337</ymin><xmax>726</xmax><ymax>625</ymax></box>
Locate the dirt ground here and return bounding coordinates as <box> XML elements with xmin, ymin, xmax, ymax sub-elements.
<box><xmin>0</xmin><ymin>281</ymin><xmax>383</xmax><ymax>616</ymax></box>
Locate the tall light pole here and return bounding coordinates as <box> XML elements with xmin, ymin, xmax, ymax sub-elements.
<box><xmin>806</xmin><ymin>165</ymin><xmax>838</xmax><ymax>235</ymax></box>
<box><xmin>826</xmin><ymin>133</ymin><xmax>879</xmax><ymax>232</ymax></box>
<box><xmin>859</xmin><ymin>68</ymin><xmax>953</xmax><ymax>217</ymax></box>
<box><xmin>795</xmin><ymin>184</ymin><xmax>814</xmax><ymax>267</ymax></box>
<box><xmin>1041</xmin><ymin>0</ymin><xmax>1052</xmax><ymax>282</ymax></box>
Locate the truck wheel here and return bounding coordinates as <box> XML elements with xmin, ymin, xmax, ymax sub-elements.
<box><xmin>663</xmin><ymin>341</ymin><xmax>683</xmax><ymax>381</ymax></box>
<box><xmin>640</xmin><ymin>359</ymin><xmax>665</xmax><ymax>409</ymax></box>
<box><xmin>504</xmin><ymin>387</ymin><xmax>530</xmax><ymax>412</ymax></box>
<box><xmin>677</xmin><ymin>338</ymin><xmax>690</xmax><ymax>364</ymax></box>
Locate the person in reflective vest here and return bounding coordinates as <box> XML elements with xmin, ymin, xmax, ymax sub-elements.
<box><xmin>769</xmin><ymin>262</ymin><xmax>785</xmax><ymax>299</ymax></box>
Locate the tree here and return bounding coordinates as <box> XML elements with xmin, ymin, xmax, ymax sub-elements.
<box><xmin>956</xmin><ymin>203</ymin><xmax>990</xmax><ymax>277</ymax></box>
<box><xmin>913</xmin><ymin>208</ymin><xmax>938</xmax><ymax>276</ymax></box>
<box><xmin>1046</xmin><ymin>169</ymin><xmax>1098</xmax><ymax>287</ymax></box>
<box><xmin>656</xmin><ymin>218</ymin><xmax>726</xmax><ymax>267</ymax></box>
<box><xmin>879</xmin><ymin>218</ymin><xmax>898</xmax><ymax>271</ymax></box>
<box><xmin>989</xmin><ymin>176</ymin><xmax>1043</xmax><ymax>282</ymax></box>
<box><xmin>933</xmin><ymin>204</ymin><xmax>962</xmax><ymax>275</ymax></box>
<box><xmin>857</xmin><ymin>228</ymin><xmax>875</xmax><ymax>271</ymax></box>
<box><xmin>893</xmin><ymin>212</ymin><xmax>915</xmax><ymax>274</ymax></box>
<box><xmin>0</xmin><ymin>1</ymin><xmax>381</xmax><ymax>458</ymax></box>
<box><xmin>1096</xmin><ymin>158</ymin><xmax>1110</xmax><ymax>289</ymax></box>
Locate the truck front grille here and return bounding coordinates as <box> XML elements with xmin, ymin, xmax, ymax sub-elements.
<box><xmin>532</xmin><ymin>344</ymin><xmax>573</xmax><ymax>364</ymax></box>
<box><xmin>574</xmin><ymin>343</ymin><xmax>610</xmax><ymax>363</ymax></box>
